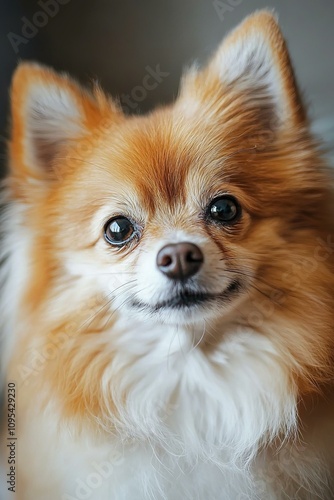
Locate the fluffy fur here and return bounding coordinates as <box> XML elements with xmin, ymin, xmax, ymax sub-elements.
<box><xmin>1</xmin><ymin>11</ymin><xmax>334</xmax><ymax>499</ymax></box>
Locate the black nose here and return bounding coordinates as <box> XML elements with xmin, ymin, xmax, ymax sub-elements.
<box><xmin>156</xmin><ymin>242</ymin><xmax>204</xmax><ymax>280</ymax></box>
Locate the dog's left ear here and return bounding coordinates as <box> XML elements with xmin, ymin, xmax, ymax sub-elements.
<box><xmin>179</xmin><ymin>10</ymin><xmax>306</xmax><ymax>129</ymax></box>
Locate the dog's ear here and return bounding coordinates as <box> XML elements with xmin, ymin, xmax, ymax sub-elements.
<box><xmin>9</xmin><ymin>63</ymin><xmax>123</xmax><ymax>186</ymax></box>
<box><xmin>179</xmin><ymin>10</ymin><xmax>306</xmax><ymax>130</ymax></box>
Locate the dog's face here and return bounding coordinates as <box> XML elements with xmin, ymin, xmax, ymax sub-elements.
<box><xmin>9</xmin><ymin>13</ymin><xmax>328</xmax><ymax>332</ymax></box>
<box><xmin>52</xmin><ymin>110</ymin><xmax>258</xmax><ymax>326</ymax></box>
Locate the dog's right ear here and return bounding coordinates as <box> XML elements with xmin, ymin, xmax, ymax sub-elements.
<box><xmin>9</xmin><ymin>63</ymin><xmax>123</xmax><ymax>190</ymax></box>
<box><xmin>178</xmin><ymin>11</ymin><xmax>306</xmax><ymax>133</ymax></box>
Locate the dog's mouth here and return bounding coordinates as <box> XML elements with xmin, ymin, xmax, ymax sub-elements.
<box><xmin>131</xmin><ymin>280</ymin><xmax>242</xmax><ymax>312</ymax></box>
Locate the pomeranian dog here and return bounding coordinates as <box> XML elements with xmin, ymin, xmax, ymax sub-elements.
<box><xmin>1</xmin><ymin>10</ymin><xmax>334</xmax><ymax>500</ymax></box>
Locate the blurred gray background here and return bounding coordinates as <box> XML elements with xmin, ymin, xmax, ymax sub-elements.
<box><xmin>1</xmin><ymin>0</ymin><xmax>334</xmax><ymax>176</ymax></box>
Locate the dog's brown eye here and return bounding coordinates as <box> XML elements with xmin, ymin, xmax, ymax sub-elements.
<box><xmin>208</xmin><ymin>196</ymin><xmax>240</xmax><ymax>224</ymax></box>
<box><xmin>104</xmin><ymin>217</ymin><xmax>137</xmax><ymax>246</ymax></box>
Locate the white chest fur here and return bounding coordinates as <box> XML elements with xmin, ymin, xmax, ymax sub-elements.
<box><xmin>16</xmin><ymin>320</ymin><xmax>311</xmax><ymax>500</ymax></box>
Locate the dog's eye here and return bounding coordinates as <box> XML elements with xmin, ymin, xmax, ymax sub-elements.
<box><xmin>104</xmin><ymin>217</ymin><xmax>137</xmax><ymax>246</ymax></box>
<box><xmin>208</xmin><ymin>196</ymin><xmax>241</xmax><ymax>224</ymax></box>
